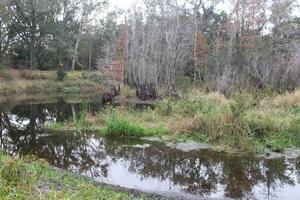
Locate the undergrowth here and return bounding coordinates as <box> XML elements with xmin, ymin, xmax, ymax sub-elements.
<box><xmin>95</xmin><ymin>89</ymin><xmax>300</xmax><ymax>153</ymax></box>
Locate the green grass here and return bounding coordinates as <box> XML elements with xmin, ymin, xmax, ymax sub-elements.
<box><xmin>0</xmin><ymin>153</ymin><xmax>143</xmax><ymax>200</ymax></box>
<box><xmin>102</xmin><ymin>112</ymin><xmax>165</xmax><ymax>137</ymax></box>
<box><xmin>72</xmin><ymin>103</ymin><xmax>88</xmax><ymax>129</ymax></box>
<box><xmin>44</xmin><ymin>122</ymin><xmax>67</xmax><ymax>131</ymax></box>
<box><xmin>92</xmin><ymin>89</ymin><xmax>300</xmax><ymax>153</ymax></box>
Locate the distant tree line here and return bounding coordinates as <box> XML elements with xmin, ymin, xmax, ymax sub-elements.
<box><xmin>0</xmin><ymin>0</ymin><xmax>300</xmax><ymax>95</ymax></box>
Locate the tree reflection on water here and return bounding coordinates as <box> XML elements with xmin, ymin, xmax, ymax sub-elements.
<box><xmin>0</xmin><ymin>102</ymin><xmax>300</xmax><ymax>199</ymax></box>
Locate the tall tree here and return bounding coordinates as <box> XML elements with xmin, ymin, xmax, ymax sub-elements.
<box><xmin>0</xmin><ymin>2</ymin><xmax>14</xmax><ymax>64</ymax></box>
<box><xmin>5</xmin><ymin>0</ymin><xmax>57</xmax><ymax>69</ymax></box>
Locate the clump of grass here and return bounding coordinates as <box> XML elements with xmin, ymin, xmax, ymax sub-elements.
<box><xmin>0</xmin><ymin>156</ymin><xmax>28</xmax><ymax>185</ymax></box>
<box><xmin>103</xmin><ymin>114</ymin><xmax>149</xmax><ymax>137</ymax></box>
<box><xmin>102</xmin><ymin>108</ymin><xmax>166</xmax><ymax>137</ymax></box>
<box><xmin>72</xmin><ymin>103</ymin><xmax>88</xmax><ymax>129</ymax></box>
<box><xmin>273</xmin><ymin>90</ymin><xmax>300</xmax><ymax>107</ymax></box>
<box><xmin>244</xmin><ymin>109</ymin><xmax>291</xmax><ymax>140</ymax></box>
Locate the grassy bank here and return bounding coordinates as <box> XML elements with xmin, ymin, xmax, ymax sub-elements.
<box><xmin>42</xmin><ymin>85</ymin><xmax>300</xmax><ymax>153</ymax></box>
<box><xmin>0</xmin><ymin>69</ymin><xmax>104</xmax><ymax>95</ymax></box>
<box><xmin>0</xmin><ymin>153</ymin><xmax>142</xmax><ymax>200</ymax></box>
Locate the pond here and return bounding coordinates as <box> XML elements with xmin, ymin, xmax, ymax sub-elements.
<box><xmin>0</xmin><ymin>94</ymin><xmax>300</xmax><ymax>200</ymax></box>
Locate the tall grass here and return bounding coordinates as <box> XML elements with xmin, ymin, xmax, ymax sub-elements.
<box><xmin>87</xmin><ymin>88</ymin><xmax>300</xmax><ymax>152</ymax></box>
<box><xmin>72</xmin><ymin>102</ymin><xmax>88</xmax><ymax>129</ymax></box>
<box><xmin>111</xmin><ymin>90</ymin><xmax>300</xmax><ymax>152</ymax></box>
<box><xmin>102</xmin><ymin>110</ymin><xmax>165</xmax><ymax>137</ymax></box>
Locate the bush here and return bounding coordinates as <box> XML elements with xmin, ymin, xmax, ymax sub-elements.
<box><xmin>56</xmin><ymin>66</ymin><xmax>66</xmax><ymax>81</ymax></box>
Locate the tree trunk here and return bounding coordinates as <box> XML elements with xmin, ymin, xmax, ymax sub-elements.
<box><xmin>193</xmin><ymin>19</ymin><xmax>198</xmax><ymax>81</ymax></box>
<box><xmin>71</xmin><ymin>37</ymin><xmax>79</xmax><ymax>70</ymax></box>
<box><xmin>0</xmin><ymin>53</ymin><xmax>3</xmax><ymax>64</ymax></box>
<box><xmin>72</xmin><ymin>20</ymin><xmax>83</xmax><ymax>71</ymax></box>
<box><xmin>30</xmin><ymin>44</ymin><xmax>36</xmax><ymax>69</ymax></box>
<box><xmin>88</xmin><ymin>39</ymin><xmax>92</xmax><ymax>70</ymax></box>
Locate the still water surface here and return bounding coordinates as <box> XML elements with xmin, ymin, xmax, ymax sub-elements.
<box><xmin>0</xmin><ymin>95</ymin><xmax>300</xmax><ymax>200</ymax></box>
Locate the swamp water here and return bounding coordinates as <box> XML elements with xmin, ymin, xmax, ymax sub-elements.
<box><xmin>0</xmin><ymin>95</ymin><xmax>300</xmax><ymax>200</ymax></box>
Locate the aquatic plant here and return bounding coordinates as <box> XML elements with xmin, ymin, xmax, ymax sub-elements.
<box><xmin>104</xmin><ymin>113</ymin><xmax>148</xmax><ymax>137</ymax></box>
<box><xmin>72</xmin><ymin>102</ymin><xmax>88</xmax><ymax>129</ymax></box>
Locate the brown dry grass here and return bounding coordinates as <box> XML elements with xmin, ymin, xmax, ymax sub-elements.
<box><xmin>0</xmin><ymin>69</ymin><xmax>104</xmax><ymax>95</ymax></box>
<box><xmin>166</xmin><ymin>116</ymin><xmax>198</xmax><ymax>134</ymax></box>
<box><xmin>273</xmin><ymin>90</ymin><xmax>300</xmax><ymax>107</ymax></box>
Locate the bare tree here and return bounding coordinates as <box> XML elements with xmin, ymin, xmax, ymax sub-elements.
<box><xmin>125</xmin><ymin>0</ymin><xmax>194</xmax><ymax>99</ymax></box>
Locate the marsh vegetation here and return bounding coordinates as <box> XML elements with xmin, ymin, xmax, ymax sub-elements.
<box><xmin>0</xmin><ymin>0</ymin><xmax>300</xmax><ymax>199</ymax></box>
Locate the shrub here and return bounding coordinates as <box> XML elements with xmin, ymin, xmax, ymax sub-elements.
<box><xmin>230</xmin><ymin>92</ymin><xmax>256</xmax><ymax>117</ymax></box>
<box><xmin>56</xmin><ymin>66</ymin><xmax>66</xmax><ymax>81</ymax></box>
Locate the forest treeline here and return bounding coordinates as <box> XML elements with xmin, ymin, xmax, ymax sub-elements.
<box><xmin>0</xmin><ymin>0</ymin><xmax>300</xmax><ymax>95</ymax></box>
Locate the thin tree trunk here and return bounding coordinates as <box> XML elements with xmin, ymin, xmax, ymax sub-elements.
<box><xmin>0</xmin><ymin>21</ymin><xmax>2</xmax><ymax>62</ymax></box>
<box><xmin>194</xmin><ymin>21</ymin><xmax>198</xmax><ymax>81</ymax></box>
<box><xmin>88</xmin><ymin>39</ymin><xmax>92</xmax><ymax>70</ymax></box>
<box><xmin>72</xmin><ymin>21</ymin><xmax>83</xmax><ymax>71</ymax></box>
<box><xmin>71</xmin><ymin>36</ymin><xmax>80</xmax><ymax>70</ymax></box>
<box><xmin>30</xmin><ymin>44</ymin><xmax>36</xmax><ymax>69</ymax></box>
<box><xmin>0</xmin><ymin>53</ymin><xmax>3</xmax><ymax>64</ymax></box>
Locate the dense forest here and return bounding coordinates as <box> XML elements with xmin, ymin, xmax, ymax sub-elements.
<box><xmin>0</xmin><ymin>0</ymin><xmax>299</xmax><ymax>95</ymax></box>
